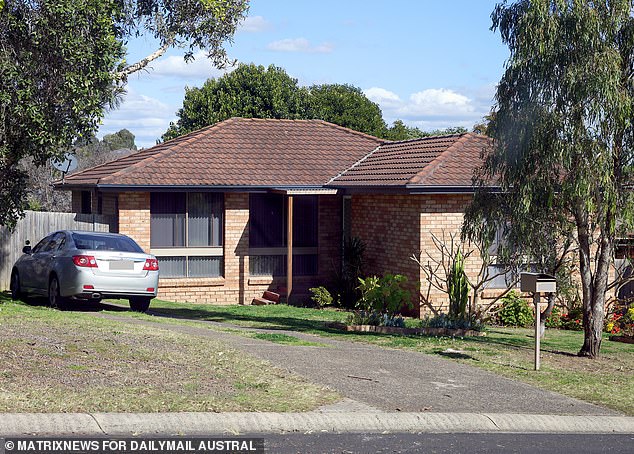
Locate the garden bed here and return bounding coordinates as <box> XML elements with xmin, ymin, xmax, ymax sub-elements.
<box><xmin>325</xmin><ymin>322</ymin><xmax>486</xmax><ymax>337</ymax></box>
<box><xmin>609</xmin><ymin>335</ymin><xmax>634</xmax><ymax>344</ymax></box>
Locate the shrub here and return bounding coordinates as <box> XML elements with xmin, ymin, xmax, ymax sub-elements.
<box><xmin>545</xmin><ymin>306</ymin><xmax>564</xmax><ymax>328</ymax></box>
<box><xmin>308</xmin><ymin>286</ymin><xmax>333</xmax><ymax>309</ymax></box>
<box><xmin>357</xmin><ymin>274</ymin><xmax>412</xmax><ymax>315</ymax></box>
<box><xmin>420</xmin><ymin>313</ymin><xmax>485</xmax><ymax>332</ymax></box>
<box><xmin>346</xmin><ymin>310</ymin><xmax>405</xmax><ymax>328</ymax></box>
<box><xmin>497</xmin><ymin>291</ymin><xmax>533</xmax><ymax>327</ymax></box>
<box><xmin>333</xmin><ymin>237</ymin><xmax>366</xmax><ymax>309</ymax></box>
<box><xmin>561</xmin><ymin>307</ymin><xmax>583</xmax><ymax>331</ymax></box>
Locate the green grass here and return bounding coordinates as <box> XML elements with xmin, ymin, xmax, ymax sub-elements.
<box><xmin>0</xmin><ymin>294</ymin><xmax>339</xmax><ymax>413</ymax></box>
<box><xmin>138</xmin><ymin>300</ymin><xmax>634</xmax><ymax>415</ymax></box>
<box><xmin>250</xmin><ymin>333</ymin><xmax>330</xmax><ymax>347</ymax></box>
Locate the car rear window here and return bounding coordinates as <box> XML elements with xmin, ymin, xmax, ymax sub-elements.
<box><xmin>72</xmin><ymin>233</ymin><xmax>143</xmax><ymax>253</ymax></box>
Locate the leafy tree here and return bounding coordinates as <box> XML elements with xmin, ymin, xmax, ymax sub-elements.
<box><xmin>466</xmin><ymin>0</ymin><xmax>634</xmax><ymax>358</ymax></box>
<box><xmin>384</xmin><ymin>120</ymin><xmax>425</xmax><ymax>141</ymax></box>
<box><xmin>102</xmin><ymin>128</ymin><xmax>137</xmax><ymax>151</ymax></box>
<box><xmin>1</xmin><ymin>0</ymin><xmax>248</xmax><ymax>229</ymax></box>
<box><xmin>163</xmin><ymin>63</ymin><xmax>309</xmax><ymax>140</ymax></box>
<box><xmin>307</xmin><ymin>84</ymin><xmax>386</xmax><ymax>137</ymax></box>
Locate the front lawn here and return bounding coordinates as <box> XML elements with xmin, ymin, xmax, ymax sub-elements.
<box><xmin>143</xmin><ymin>300</ymin><xmax>634</xmax><ymax>415</ymax></box>
<box><xmin>0</xmin><ymin>294</ymin><xmax>339</xmax><ymax>413</ymax></box>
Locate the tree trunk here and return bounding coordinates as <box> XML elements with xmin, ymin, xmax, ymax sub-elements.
<box><xmin>576</xmin><ymin>207</ymin><xmax>612</xmax><ymax>358</ymax></box>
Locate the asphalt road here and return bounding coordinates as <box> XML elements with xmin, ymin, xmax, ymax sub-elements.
<box><xmin>260</xmin><ymin>433</ymin><xmax>634</xmax><ymax>454</ymax></box>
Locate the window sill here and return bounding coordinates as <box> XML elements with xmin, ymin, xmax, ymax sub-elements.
<box><xmin>158</xmin><ymin>277</ymin><xmax>226</xmax><ymax>288</ymax></box>
<box><xmin>248</xmin><ymin>276</ymin><xmax>276</xmax><ymax>285</ymax></box>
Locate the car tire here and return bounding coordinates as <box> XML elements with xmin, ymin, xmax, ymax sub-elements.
<box><xmin>10</xmin><ymin>269</ymin><xmax>22</xmax><ymax>301</ymax></box>
<box><xmin>129</xmin><ymin>297</ymin><xmax>151</xmax><ymax>313</ymax></box>
<box><xmin>48</xmin><ymin>276</ymin><xmax>67</xmax><ymax>310</ymax></box>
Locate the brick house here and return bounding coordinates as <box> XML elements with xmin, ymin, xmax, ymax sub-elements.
<box><xmin>56</xmin><ymin>118</ymin><xmax>492</xmax><ymax>317</ymax></box>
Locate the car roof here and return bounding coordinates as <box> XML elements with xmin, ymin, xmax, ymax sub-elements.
<box><xmin>63</xmin><ymin>230</ymin><xmax>130</xmax><ymax>238</ymax></box>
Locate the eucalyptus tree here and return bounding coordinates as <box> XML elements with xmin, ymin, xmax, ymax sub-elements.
<box><xmin>465</xmin><ymin>0</ymin><xmax>634</xmax><ymax>357</ymax></box>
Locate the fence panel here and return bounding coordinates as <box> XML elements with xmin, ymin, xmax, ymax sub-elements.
<box><xmin>0</xmin><ymin>211</ymin><xmax>114</xmax><ymax>291</ymax></box>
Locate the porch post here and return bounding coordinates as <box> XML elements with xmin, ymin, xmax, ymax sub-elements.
<box><xmin>287</xmin><ymin>195</ymin><xmax>293</xmax><ymax>301</ymax></box>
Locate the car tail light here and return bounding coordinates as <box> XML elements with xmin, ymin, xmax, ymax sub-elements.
<box><xmin>83</xmin><ymin>285</ymin><xmax>94</xmax><ymax>290</ymax></box>
<box><xmin>143</xmin><ymin>258</ymin><xmax>159</xmax><ymax>271</ymax></box>
<box><xmin>73</xmin><ymin>255</ymin><xmax>97</xmax><ymax>268</ymax></box>
<box><xmin>146</xmin><ymin>288</ymin><xmax>155</xmax><ymax>292</ymax></box>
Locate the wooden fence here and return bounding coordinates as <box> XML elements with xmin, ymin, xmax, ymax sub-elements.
<box><xmin>0</xmin><ymin>211</ymin><xmax>114</xmax><ymax>291</ymax></box>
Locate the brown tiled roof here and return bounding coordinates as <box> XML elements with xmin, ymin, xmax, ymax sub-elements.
<box><xmin>329</xmin><ymin>133</ymin><xmax>491</xmax><ymax>188</ymax></box>
<box><xmin>59</xmin><ymin>118</ymin><xmax>384</xmax><ymax>188</ymax></box>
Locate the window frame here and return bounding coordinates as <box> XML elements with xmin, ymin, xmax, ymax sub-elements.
<box><xmin>150</xmin><ymin>192</ymin><xmax>224</xmax><ymax>279</ymax></box>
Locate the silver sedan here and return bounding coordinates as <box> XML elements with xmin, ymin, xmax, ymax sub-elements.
<box><xmin>10</xmin><ymin>230</ymin><xmax>159</xmax><ymax>312</ymax></box>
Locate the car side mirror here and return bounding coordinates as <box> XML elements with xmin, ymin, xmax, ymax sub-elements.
<box><xmin>23</xmin><ymin>241</ymin><xmax>31</xmax><ymax>254</ymax></box>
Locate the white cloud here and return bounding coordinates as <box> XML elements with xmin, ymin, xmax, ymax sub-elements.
<box><xmin>266</xmin><ymin>38</ymin><xmax>334</xmax><ymax>53</ymax></box>
<box><xmin>402</xmin><ymin>88</ymin><xmax>475</xmax><ymax>119</ymax></box>
<box><xmin>364</xmin><ymin>87</ymin><xmax>402</xmax><ymax>109</ymax></box>
<box><xmin>99</xmin><ymin>90</ymin><xmax>176</xmax><ymax>149</ymax></box>
<box><xmin>368</xmin><ymin>86</ymin><xmax>492</xmax><ymax>132</ymax></box>
<box><xmin>239</xmin><ymin>15</ymin><xmax>272</xmax><ymax>33</ymax></box>
<box><xmin>132</xmin><ymin>51</ymin><xmax>232</xmax><ymax>80</ymax></box>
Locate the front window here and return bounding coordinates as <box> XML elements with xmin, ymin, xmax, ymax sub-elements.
<box><xmin>150</xmin><ymin>192</ymin><xmax>224</xmax><ymax>278</ymax></box>
<box><xmin>248</xmin><ymin>194</ymin><xmax>318</xmax><ymax>276</ymax></box>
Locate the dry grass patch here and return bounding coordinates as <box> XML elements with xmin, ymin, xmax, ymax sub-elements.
<box><xmin>0</xmin><ymin>298</ymin><xmax>339</xmax><ymax>412</ymax></box>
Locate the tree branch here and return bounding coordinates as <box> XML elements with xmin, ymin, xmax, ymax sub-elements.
<box><xmin>116</xmin><ymin>39</ymin><xmax>174</xmax><ymax>82</ymax></box>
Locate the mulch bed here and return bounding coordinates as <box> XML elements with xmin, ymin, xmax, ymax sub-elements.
<box><xmin>324</xmin><ymin>322</ymin><xmax>486</xmax><ymax>337</ymax></box>
<box><xmin>609</xmin><ymin>335</ymin><xmax>634</xmax><ymax>344</ymax></box>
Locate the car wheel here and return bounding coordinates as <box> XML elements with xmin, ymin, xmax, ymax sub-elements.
<box><xmin>48</xmin><ymin>276</ymin><xmax>67</xmax><ymax>310</ymax></box>
<box><xmin>129</xmin><ymin>297</ymin><xmax>151</xmax><ymax>312</ymax></box>
<box><xmin>10</xmin><ymin>270</ymin><xmax>22</xmax><ymax>301</ymax></box>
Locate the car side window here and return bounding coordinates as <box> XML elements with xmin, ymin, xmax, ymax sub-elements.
<box><xmin>48</xmin><ymin>233</ymin><xmax>66</xmax><ymax>252</ymax></box>
<box><xmin>31</xmin><ymin>235</ymin><xmax>52</xmax><ymax>254</ymax></box>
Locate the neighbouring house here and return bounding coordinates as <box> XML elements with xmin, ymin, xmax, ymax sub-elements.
<box><xmin>55</xmin><ymin>117</ymin><xmax>496</xmax><ymax>317</ymax></box>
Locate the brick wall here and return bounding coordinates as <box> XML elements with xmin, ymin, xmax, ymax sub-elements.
<box><xmin>318</xmin><ymin>195</ymin><xmax>343</xmax><ymax>283</ymax></box>
<box><xmin>351</xmin><ymin>194</ymin><xmax>422</xmax><ymax>317</ymax></box>
<box><xmin>418</xmin><ymin>194</ymin><xmax>482</xmax><ymax>314</ymax></box>
<box><xmin>118</xmin><ymin>192</ymin><xmax>151</xmax><ymax>252</ymax></box>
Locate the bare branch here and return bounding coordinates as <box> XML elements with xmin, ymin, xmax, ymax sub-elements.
<box><xmin>116</xmin><ymin>39</ymin><xmax>174</xmax><ymax>82</ymax></box>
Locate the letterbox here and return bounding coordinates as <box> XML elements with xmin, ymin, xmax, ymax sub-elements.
<box><xmin>520</xmin><ymin>273</ymin><xmax>557</xmax><ymax>293</ymax></box>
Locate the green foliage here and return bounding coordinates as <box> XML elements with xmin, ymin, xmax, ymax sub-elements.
<box><xmin>0</xmin><ymin>0</ymin><xmax>247</xmax><ymax>229</ymax></box>
<box><xmin>545</xmin><ymin>306</ymin><xmax>564</xmax><ymax>329</ymax></box>
<box><xmin>356</xmin><ymin>274</ymin><xmax>412</xmax><ymax>315</ymax></box>
<box><xmin>162</xmin><ymin>64</ymin><xmax>309</xmax><ymax>141</ymax></box>
<box><xmin>0</xmin><ymin>0</ymin><xmax>125</xmax><ymax>229</ymax></box>
<box><xmin>333</xmin><ymin>237</ymin><xmax>366</xmax><ymax>309</ymax></box>
<box><xmin>308</xmin><ymin>286</ymin><xmax>333</xmax><ymax>309</ymax></box>
<box><xmin>448</xmin><ymin>251</ymin><xmax>469</xmax><ymax>320</ymax></box>
<box><xmin>420</xmin><ymin>313</ymin><xmax>485</xmax><ymax>332</ymax></box>
<box><xmin>308</xmin><ymin>84</ymin><xmax>386</xmax><ymax>137</ymax></box>
<box><xmin>497</xmin><ymin>291</ymin><xmax>533</xmax><ymax>328</ymax></box>
<box><xmin>101</xmin><ymin>128</ymin><xmax>137</xmax><ymax>151</ymax></box>
<box><xmin>465</xmin><ymin>0</ymin><xmax>634</xmax><ymax>357</ymax></box>
<box><xmin>346</xmin><ymin>310</ymin><xmax>405</xmax><ymax>328</ymax></box>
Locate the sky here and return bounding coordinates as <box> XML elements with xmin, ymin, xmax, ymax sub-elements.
<box><xmin>99</xmin><ymin>1</ymin><xmax>510</xmax><ymax>149</ymax></box>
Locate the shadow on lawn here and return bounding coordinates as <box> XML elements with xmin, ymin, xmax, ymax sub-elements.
<box><xmin>0</xmin><ymin>290</ymin><xmax>128</xmax><ymax>313</ymax></box>
<box><xmin>147</xmin><ymin>305</ymin><xmax>349</xmax><ymax>334</ymax></box>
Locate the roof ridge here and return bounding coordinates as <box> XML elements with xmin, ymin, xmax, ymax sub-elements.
<box><xmin>326</xmin><ymin>144</ymin><xmax>383</xmax><ymax>184</ymax></box>
<box><xmin>386</xmin><ymin>132</ymin><xmax>468</xmax><ymax>145</ymax></box>
<box><xmin>407</xmin><ymin>133</ymin><xmax>473</xmax><ymax>185</ymax></box>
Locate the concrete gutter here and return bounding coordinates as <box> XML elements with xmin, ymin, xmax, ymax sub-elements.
<box><xmin>2</xmin><ymin>412</ymin><xmax>633</xmax><ymax>436</ymax></box>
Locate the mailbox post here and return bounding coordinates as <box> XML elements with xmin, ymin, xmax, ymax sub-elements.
<box><xmin>520</xmin><ymin>273</ymin><xmax>557</xmax><ymax>371</ymax></box>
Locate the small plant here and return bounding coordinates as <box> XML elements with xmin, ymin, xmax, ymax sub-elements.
<box><xmin>561</xmin><ymin>307</ymin><xmax>583</xmax><ymax>331</ymax></box>
<box><xmin>420</xmin><ymin>313</ymin><xmax>485</xmax><ymax>332</ymax></box>
<box><xmin>605</xmin><ymin>304</ymin><xmax>634</xmax><ymax>337</ymax></box>
<box><xmin>308</xmin><ymin>286</ymin><xmax>333</xmax><ymax>309</ymax></box>
<box><xmin>346</xmin><ymin>310</ymin><xmax>405</xmax><ymax>328</ymax></box>
<box><xmin>356</xmin><ymin>274</ymin><xmax>412</xmax><ymax>315</ymax></box>
<box><xmin>545</xmin><ymin>306</ymin><xmax>564</xmax><ymax>328</ymax></box>
<box><xmin>497</xmin><ymin>291</ymin><xmax>533</xmax><ymax>327</ymax></box>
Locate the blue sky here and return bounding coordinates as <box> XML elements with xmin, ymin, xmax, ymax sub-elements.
<box><xmin>100</xmin><ymin>1</ymin><xmax>509</xmax><ymax>148</ymax></box>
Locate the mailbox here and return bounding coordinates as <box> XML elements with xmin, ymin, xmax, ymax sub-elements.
<box><xmin>520</xmin><ymin>273</ymin><xmax>556</xmax><ymax>293</ymax></box>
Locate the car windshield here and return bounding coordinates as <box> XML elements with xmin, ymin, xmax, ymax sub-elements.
<box><xmin>71</xmin><ymin>233</ymin><xmax>143</xmax><ymax>253</ymax></box>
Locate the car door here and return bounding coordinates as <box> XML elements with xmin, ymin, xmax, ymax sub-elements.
<box><xmin>19</xmin><ymin>234</ymin><xmax>53</xmax><ymax>292</ymax></box>
<box><xmin>29</xmin><ymin>232</ymin><xmax>66</xmax><ymax>294</ymax></box>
